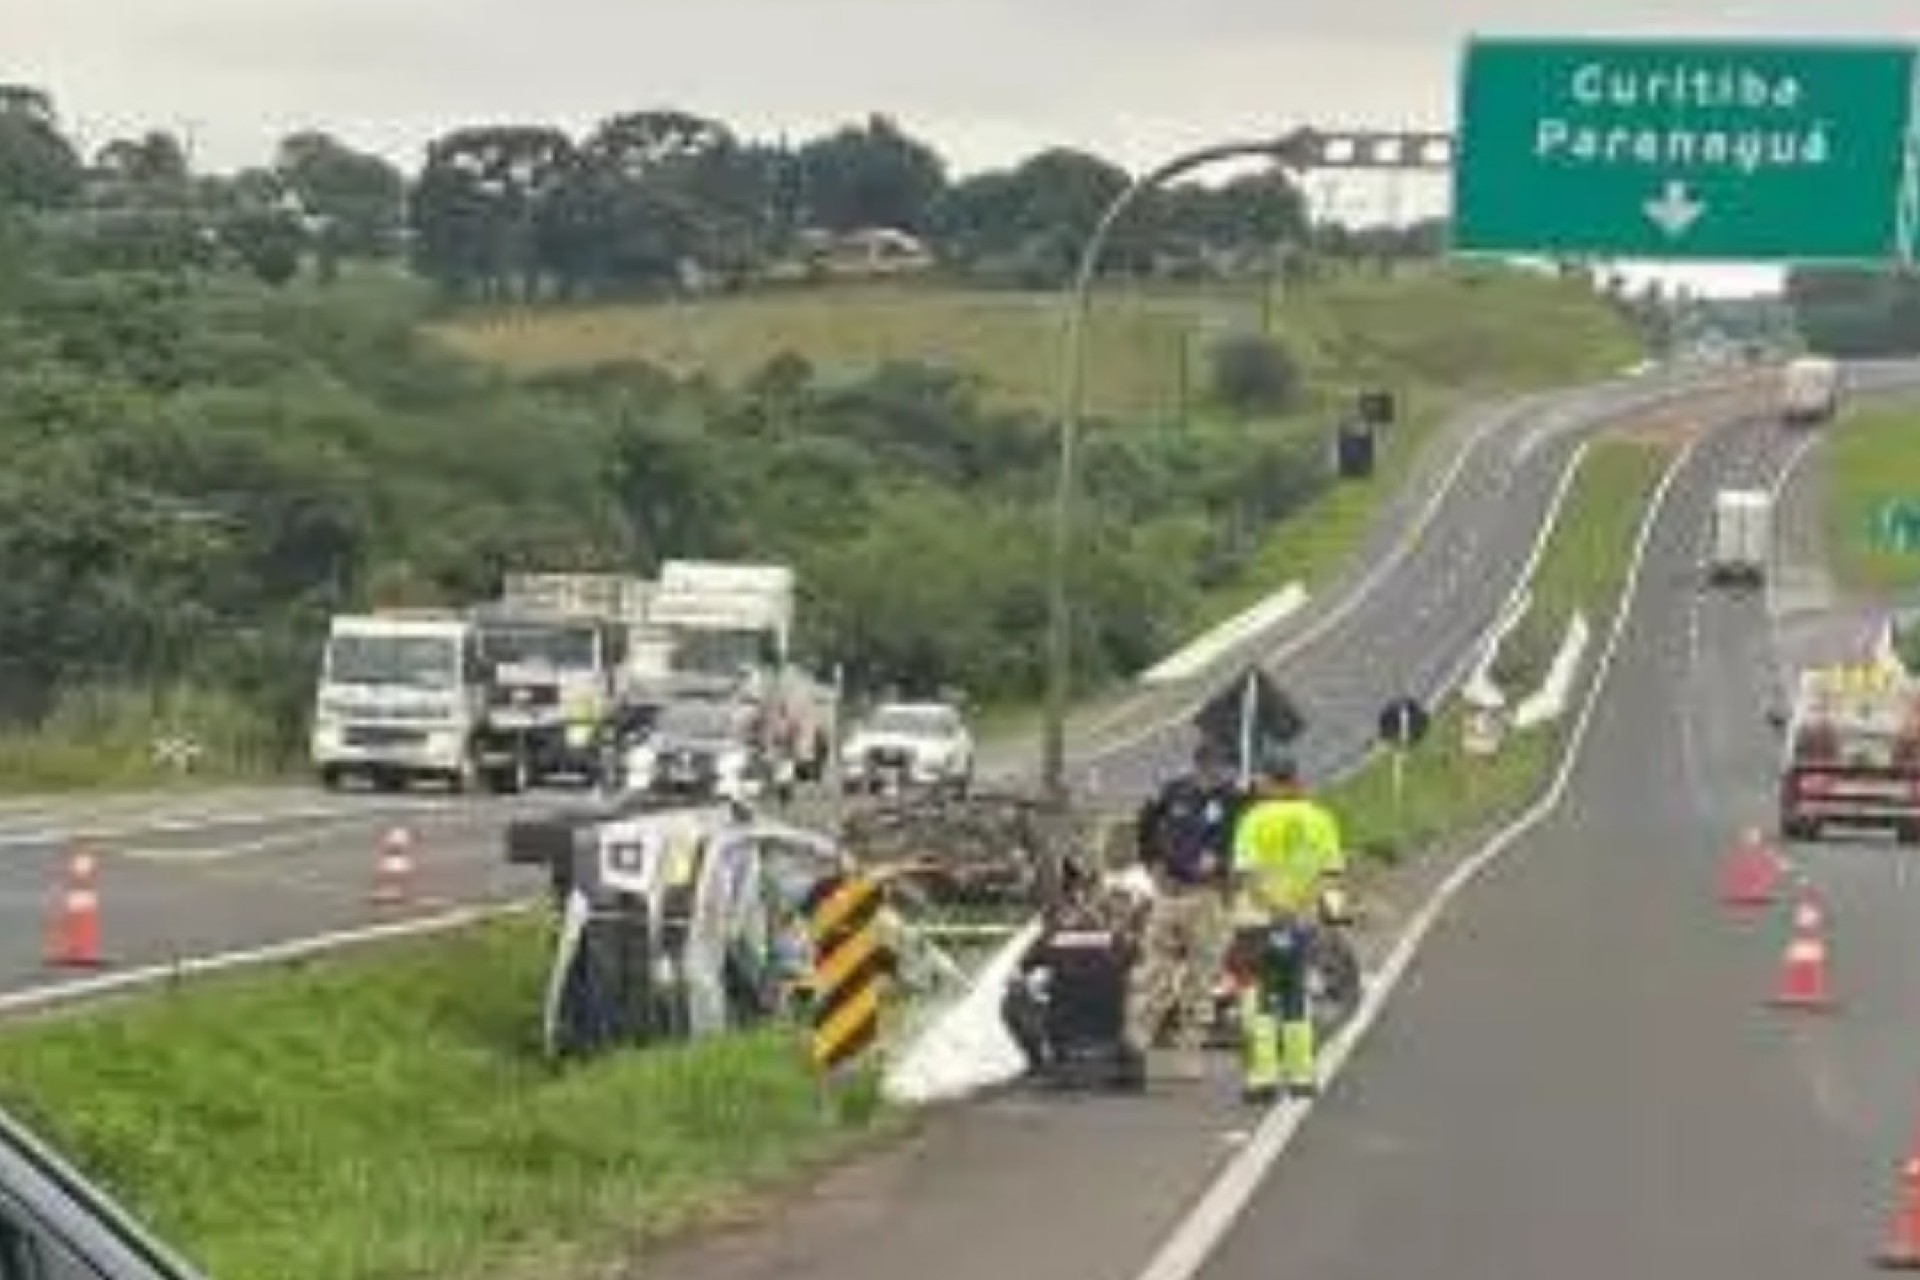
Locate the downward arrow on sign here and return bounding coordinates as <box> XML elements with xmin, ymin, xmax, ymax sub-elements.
<box><xmin>1643</xmin><ymin>179</ymin><xmax>1706</xmax><ymax>238</ymax></box>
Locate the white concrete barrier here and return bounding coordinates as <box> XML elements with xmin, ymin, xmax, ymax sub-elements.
<box><xmin>1514</xmin><ymin>612</ymin><xmax>1590</xmax><ymax>730</ymax></box>
<box><xmin>1137</xmin><ymin>584</ymin><xmax>1308</xmax><ymax>686</ymax></box>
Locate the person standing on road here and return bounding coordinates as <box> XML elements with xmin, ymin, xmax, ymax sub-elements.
<box><xmin>1122</xmin><ymin>740</ymin><xmax>1242</xmax><ymax>1082</ymax></box>
<box><xmin>1230</xmin><ymin>751</ymin><xmax>1348</xmax><ymax>1104</ymax></box>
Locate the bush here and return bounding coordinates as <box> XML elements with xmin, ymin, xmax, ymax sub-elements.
<box><xmin>1208</xmin><ymin>332</ymin><xmax>1302</xmax><ymax>415</ymax></box>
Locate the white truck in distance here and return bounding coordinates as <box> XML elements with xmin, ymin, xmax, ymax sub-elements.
<box><xmin>310</xmin><ymin>612</ymin><xmax>484</xmax><ymax>791</ymax></box>
<box><xmin>468</xmin><ymin>572</ymin><xmax>652</xmax><ymax>792</ymax></box>
<box><xmin>1707</xmin><ymin>488</ymin><xmax>1771</xmax><ymax>588</ymax></box>
<box><xmin>1780</xmin><ymin>355</ymin><xmax>1841</xmax><ymax>426</ymax></box>
<box><xmin>641</xmin><ymin>561</ymin><xmax>837</xmax><ymax>784</ymax></box>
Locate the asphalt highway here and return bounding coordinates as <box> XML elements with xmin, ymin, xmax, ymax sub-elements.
<box><xmin>1191</xmin><ymin>411</ymin><xmax>1908</xmax><ymax>1277</ymax></box>
<box><xmin>0</xmin><ymin>369</ymin><xmax>1757</xmax><ymax>994</ymax></box>
<box><xmin>1067</xmin><ymin>372</ymin><xmax>1768</xmax><ymax>799</ymax></box>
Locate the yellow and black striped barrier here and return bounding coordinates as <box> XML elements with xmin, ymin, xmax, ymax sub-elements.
<box><xmin>803</xmin><ymin>870</ymin><xmax>887</xmax><ymax>1073</ymax></box>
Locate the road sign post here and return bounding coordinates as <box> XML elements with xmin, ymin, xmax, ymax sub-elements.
<box><xmin>1453</xmin><ymin>38</ymin><xmax>1920</xmax><ymax>262</ymax></box>
<box><xmin>1377</xmin><ymin>696</ymin><xmax>1431</xmax><ymax>829</ymax></box>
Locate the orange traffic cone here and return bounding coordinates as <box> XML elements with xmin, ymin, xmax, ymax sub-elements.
<box><xmin>1719</xmin><ymin>826</ymin><xmax>1783</xmax><ymax>907</ymax></box>
<box><xmin>1770</xmin><ymin>888</ymin><xmax>1835</xmax><ymax>1011</ymax></box>
<box><xmin>44</xmin><ymin>848</ymin><xmax>102</xmax><ymax>968</ymax></box>
<box><xmin>1880</xmin><ymin>1156</ymin><xmax>1920</xmax><ymax>1267</ymax></box>
<box><xmin>369</xmin><ymin>826</ymin><xmax>416</xmax><ymax>906</ymax></box>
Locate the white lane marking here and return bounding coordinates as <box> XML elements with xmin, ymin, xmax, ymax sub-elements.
<box><xmin>1762</xmin><ymin>429</ymin><xmax>1824</xmax><ymax>701</ymax></box>
<box><xmin>1427</xmin><ymin>437</ymin><xmax>1595</xmax><ymax>710</ymax></box>
<box><xmin>1083</xmin><ymin>394</ymin><xmax>1556</xmax><ymax>759</ymax></box>
<box><xmin>0</xmin><ymin>796</ymin><xmax>520</xmax><ymax>852</ymax></box>
<box><xmin>1129</xmin><ymin>435</ymin><xmax>1701</xmax><ymax>1280</ymax></box>
<box><xmin>0</xmin><ymin>901</ymin><xmax>542</xmax><ymax>1017</ymax></box>
<box><xmin>116</xmin><ymin>820</ymin><xmax>376</xmax><ymax>863</ymax></box>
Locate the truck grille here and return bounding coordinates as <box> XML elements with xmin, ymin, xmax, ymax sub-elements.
<box><xmin>345</xmin><ymin>725</ymin><xmax>427</xmax><ymax>748</ymax></box>
<box><xmin>491</xmin><ymin>684</ymin><xmax>558</xmax><ymax>709</ymax></box>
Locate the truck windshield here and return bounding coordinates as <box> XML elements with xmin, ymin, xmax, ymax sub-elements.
<box><xmin>657</xmin><ymin>701</ymin><xmax>739</xmax><ymax>741</ymax></box>
<box><xmin>324</xmin><ymin>635</ymin><xmax>460</xmax><ymax>690</ymax></box>
<box><xmin>673</xmin><ymin>629</ymin><xmax>770</xmax><ymax>678</ymax></box>
<box><xmin>477</xmin><ymin>623</ymin><xmax>599</xmax><ymax>671</ymax></box>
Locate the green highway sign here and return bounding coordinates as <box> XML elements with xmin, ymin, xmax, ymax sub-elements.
<box><xmin>1453</xmin><ymin>38</ymin><xmax>1920</xmax><ymax>262</ymax></box>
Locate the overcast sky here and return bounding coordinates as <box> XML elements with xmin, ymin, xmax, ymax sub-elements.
<box><xmin>11</xmin><ymin>0</ymin><xmax>1917</xmax><ymax>293</ymax></box>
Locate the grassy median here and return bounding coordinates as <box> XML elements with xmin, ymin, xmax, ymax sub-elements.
<box><xmin>1328</xmin><ymin>433</ymin><xmax>1681</xmax><ymax>861</ymax></box>
<box><xmin>1823</xmin><ymin>403</ymin><xmax>1920</xmax><ymax>595</ymax></box>
<box><xmin>0</xmin><ymin>916</ymin><xmax>893</xmax><ymax>1280</ymax></box>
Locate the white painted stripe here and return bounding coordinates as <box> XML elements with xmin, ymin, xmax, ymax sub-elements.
<box><xmin>1127</xmin><ymin>433</ymin><xmax>1702</xmax><ymax>1280</ymax></box>
<box><xmin>1763</xmin><ymin>429</ymin><xmax>1824</xmax><ymax>702</ymax></box>
<box><xmin>115</xmin><ymin>815</ymin><xmax>420</xmax><ymax>863</ymax></box>
<box><xmin>1428</xmin><ymin>436</ymin><xmax>1594</xmax><ymax>713</ymax></box>
<box><xmin>0</xmin><ymin>796</ymin><xmax>510</xmax><ymax>851</ymax></box>
<box><xmin>0</xmin><ymin>901</ymin><xmax>541</xmax><ymax>1019</ymax></box>
<box><xmin>1079</xmin><ymin>398</ymin><xmax>1546</xmax><ymax>759</ymax></box>
<box><xmin>1082</xmin><ymin>374</ymin><xmax>1729</xmax><ymax>769</ymax></box>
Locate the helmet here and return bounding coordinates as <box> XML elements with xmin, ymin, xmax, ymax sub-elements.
<box><xmin>1255</xmin><ymin>747</ymin><xmax>1300</xmax><ymax>786</ymax></box>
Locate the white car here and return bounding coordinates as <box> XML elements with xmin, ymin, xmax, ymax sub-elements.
<box><xmin>842</xmin><ymin>702</ymin><xmax>974</xmax><ymax>795</ymax></box>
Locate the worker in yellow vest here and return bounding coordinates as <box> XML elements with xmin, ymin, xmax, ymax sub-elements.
<box><xmin>1228</xmin><ymin>751</ymin><xmax>1348</xmax><ymax>1104</ymax></box>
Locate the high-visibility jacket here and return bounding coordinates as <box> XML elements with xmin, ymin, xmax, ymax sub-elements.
<box><xmin>1232</xmin><ymin>794</ymin><xmax>1346</xmax><ymax>918</ymax></box>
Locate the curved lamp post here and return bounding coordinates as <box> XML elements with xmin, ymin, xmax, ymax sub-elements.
<box><xmin>1039</xmin><ymin>130</ymin><xmax>1319</xmax><ymax>806</ymax></box>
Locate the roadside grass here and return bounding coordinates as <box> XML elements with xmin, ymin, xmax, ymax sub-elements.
<box><xmin>429</xmin><ymin>267</ymin><xmax>1639</xmax><ymax>423</ymax></box>
<box><xmin>1327</xmin><ymin>433</ymin><xmax>1681</xmax><ymax>863</ymax></box>
<box><xmin>0</xmin><ymin>685</ymin><xmax>293</xmax><ymax>794</ymax></box>
<box><xmin>0</xmin><ymin>916</ymin><xmax>894</xmax><ymax>1280</ymax></box>
<box><xmin>1823</xmin><ymin>404</ymin><xmax>1920</xmax><ymax>595</ymax></box>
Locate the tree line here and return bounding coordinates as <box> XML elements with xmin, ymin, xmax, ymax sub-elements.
<box><xmin>1</xmin><ymin>84</ymin><xmax>1446</xmax><ymax>300</ymax></box>
<box><xmin>0</xmin><ymin>215</ymin><xmax>1349</xmax><ymax>763</ymax></box>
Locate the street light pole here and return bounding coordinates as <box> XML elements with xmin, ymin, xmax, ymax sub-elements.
<box><xmin>1039</xmin><ymin>132</ymin><xmax>1317</xmax><ymax>807</ymax></box>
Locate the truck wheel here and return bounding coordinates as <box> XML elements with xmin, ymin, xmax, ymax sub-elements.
<box><xmin>318</xmin><ymin>765</ymin><xmax>344</xmax><ymax>792</ymax></box>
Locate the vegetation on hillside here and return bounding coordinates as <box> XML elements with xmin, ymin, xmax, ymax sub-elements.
<box><xmin>0</xmin><ymin>85</ymin><xmax>1645</xmax><ymax>783</ymax></box>
<box><xmin>1788</xmin><ymin>268</ymin><xmax>1920</xmax><ymax>357</ymax></box>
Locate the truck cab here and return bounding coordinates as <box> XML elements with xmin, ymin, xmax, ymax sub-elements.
<box><xmin>645</xmin><ymin>561</ymin><xmax>837</xmax><ymax>785</ymax></box>
<box><xmin>471</xmin><ymin>608</ymin><xmax>624</xmax><ymax>792</ymax></box>
<box><xmin>1780</xmin><ymin>355</ymin><xmax>1841</xmax><ymax>427</ymax></box>
<box><xmin>310</xmin><ymin>613</ymin><xmax>483</xmax><ymax>792</ymax></box>
<box><xmin>1707</xmin><ymin>488</ymin><xmax>1772</xmax><ymax>589</ymax></box>
<box><xmin>1777</xmin><ymin>664</ymin><xmax>1920</xmax><ymax>844</ymax></box>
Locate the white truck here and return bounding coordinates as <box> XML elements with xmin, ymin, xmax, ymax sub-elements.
<box><xmin>469</xmin><ymin>572</ymin><xmax>654</xmax><ymax>792</ymax></box>
<box><xmin>642</xmin><ymin>560</ymin><xmax>838</xmax><ymax>785</ymax></box>
<box><xmin>1780</xmin><ymin>355</ymin><xmax>1841</xmax><ymax>426</ymax></box>
<box><xmin>1707</xmin><ymin>488</ymin><xmax>1772</xmax><ymax>588</ymax></box>
<box><xmin>310</xmin><ymin>611</ymin><xmax>486</xmax><ymax>792</ymax></box>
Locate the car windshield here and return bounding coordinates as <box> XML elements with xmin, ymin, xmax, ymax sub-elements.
<box><xmin>869</xmin><ymin>707</ymin><xmax>955</xmax><ymax>737</ymax></box>
<box><xmin>656</xmin><ymin>701</ymin><xmax>739</xmax><ymax>741</ymax></box>
<box><xmin>324</xmin><ymin>634</ymin><xmax>459</xmax><ymax>691</ymax></box>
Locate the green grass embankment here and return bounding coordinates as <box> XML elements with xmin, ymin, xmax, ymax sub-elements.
<box><xmin>0</xmin><ymin>686</ymin><xmax>294</xmax><ymax>794</ymax></box>
<box><xmin>0</xmin><ymin>916</ymin><xmax>892</xmax><ymax>1280</ymax></box>
<box><xmin>1822</xmin><ymin>403</ymin><xmax>1920</xmax><ymax>597</ymax></box>
<box><xmin>1327</xmin><ymin>432</ymin><xmax>1681</xmax><ymax>862</ymax></box>
<box><xmin>436</xmin><ymin>268</ymin><xmax>1640</xmax><ymax>616</ymax></box>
